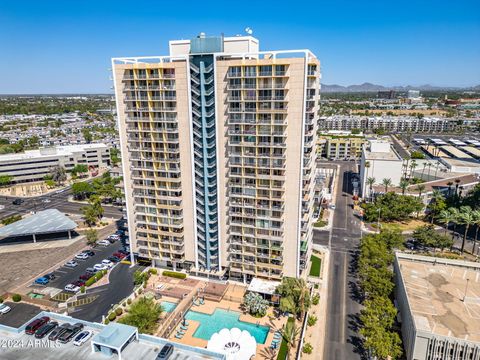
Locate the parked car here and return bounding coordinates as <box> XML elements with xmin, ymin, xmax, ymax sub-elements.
<box><xmin>73</xmin><ymin>330</ymin><xmax>93</xmax><ymax>346</ymax></box>
<box><xmin>25</xmin><ymin>316</ymin><xmax>50</xmax><ymax>335</ymax></box>
<box><xmin>0</xmin><ymin>303</ymin><xmax>11</xmax><ymax>314</ymax></box>
<box><xmin>85</xmin><ymin>267</ymin><xmax>97</xmax><ymax>275</ymax></box>
<box><xmin>156</xmin><ymin>344</ymin><xmax>174</xmax><ymax>360</ymax></box>
<box><xmin>34</xmin><ymin>321</ymin><xmax>58</xmax><ymax>339</ymax></box>
<box><xmin>42</xmin><ymin>199</ymin><xmax>51</xmax><ymax>203</ymax></box>
<box><xmin>97</xmin><ymin>240</ymin><xmax>110</xmax><ymax>246</ymax></box>
<box><xmin>79</xmin><ymin>273</ymin><xmax>92</xmax><ymax>281</ymax></box>
<box><xmin>64</xmin><ymin>284</ymin><xmax>81</xmax><ymax>293</ymax></box>
<box><xmin>108</xmin><ymin>256</ymin><xmax>121</xmax><ymax>263</ymax></box>
<box><xmin>93</xmin><ymin>263</ymin><xmax>107</xmax><ymax>271</ymax></box>
<box><xmin>65</xmin><ymin>260</ymin><xmax>78</xmax><ymax>268</ymax></box>
<box><xmin>82</xmin><ymin>250</ymin><xmax>95</xmax><ymax>257</ymax></box>
<box><xmin>118</xmin><ymin>249</ymin><xmax>129</xmax><ymax>255</ymax></box>
<box><xmin>35</xmin><ymin>277</ymin><xmax>49</xmax><ymax>285</ymax></box>
<box><xmin>48</xmin><ymin>323</ymin><xmax>70</xmax><ymax>341</ymax></box>
<box><xmin>101</xmin><ymin>259</ymin><xmax>113</xmax><ymax>268</ymax></box>
<box><xmin>75</xmin><ymin>253</ymin><xmax>89</xmax><ymax>260</ymax></box>
<box><xmin>329</xmin><ymin>204</ymin><xmax>336</xmax><ymax>210</ymax></box>
<box><xmin>72</xmin><ymin>280</ymin><xmax>86</xmax><ymax>287</ymax></box>
<box><xmin>113</xmin><ymin>252</ymin><xmax>126</xmax><ymax>259</ymax></box>
<box><xmin>43</xmin><ymin>273</ymin><xmax>56</xmax><ymax>281</ymax></box>
<box><xmin>57</xmin><ymin>323</ymin><xmax>84</xmax><ymax>344</ymax></box>
<box><xmin>12</xmin><ymin>198</ymin><xmax>24</xmax><ymax>205</ymax></box>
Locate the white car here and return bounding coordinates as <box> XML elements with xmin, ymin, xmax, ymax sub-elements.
<box><xmin>101</xmin><ymin>259</ymin><xmax>113</xmax><ymax>268</ymax></box>
<box><xmin>42</xmin><ymin>199</ymin><xmax>51</xmax><ymax>203</ymax></box>
<box><xmin>65</xmin><ymin>260</ymin><xmax>78</xmax><ymax>268</ymax></box>
<box><xmin>75</xmin><ymin>253</ymin><xmax>89</xmax><ymax>260</ymax></box>
<box><xmin>64</xmin><ymin>284</ymin><xmax>81</xmax><ymax>293</ymax></box>
<box><xmin>97</xmin><ymin>240</ymin><xmax>110</xmax><ymax>246</ymax></box>
<box><xmin>93</xmin><ymin>263</ymin><xmax>107</xmax><ymax>271</ymax></box>
<box><xmin>0</xmin><ymin>303</ymin><xmax>11</xmax><ymax>314</ymax></box>
<box><xmin>73</xmin><ymin>330</ymin><xmax>93</xmax><ymax>346</ymax></box>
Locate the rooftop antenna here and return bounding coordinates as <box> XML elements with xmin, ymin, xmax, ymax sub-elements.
<box><xmin>245</xmin><ymin>27</ymin><xmax>253</xmax><ymax>35</ymax></box>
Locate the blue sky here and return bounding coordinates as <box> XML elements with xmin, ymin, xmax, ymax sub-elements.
<box><xmin>0</xmin><ymin>0</ymin><xmax>479</xmax><ymax>93</ymax></box>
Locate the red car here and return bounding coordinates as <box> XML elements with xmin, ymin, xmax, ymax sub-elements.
<box><xmin>72</xmin><ymin>280</ymin><xmax>85</xmax><ymax>287</ymax></box>
<box><xmin>25</xmin><ymin>316</ymin><xmax>50</xmax><ymax>335</ymax></box>
<box><xmin>79</xmin><ymin>274</ymin><xmax>91</xmax><ymax>281</ymax></box>
<box><xmin>113</xmin><ymin>252</ymin><xmax>126</xmax><ymax>259</ymax></box>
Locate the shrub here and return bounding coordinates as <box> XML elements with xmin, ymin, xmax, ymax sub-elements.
<box><xmin>85</xmin><ymin>277</ymin><xmax>96</xmax><ymax>287</ymax></box>
<box><xmin>162</xmin><ymin>270</ymin><xmax>186</xmax><ymax>279</ymax></box>
<box><xmin>302</xmin><ymin>343</ymin><xmax>313</xmax><ymax>354</ymax></box>
<box><xmin>127</xmin><ymin>298</ymin><xmax>132</xmax><ymax>305</ymax></box>
<box><xmin>104</xmin><ymin>318</ymin><xmax>110</xmax><ymax>325</ymax></box>
<box><xmin>312</xmin><ymin>293</ymin><xmax>320</xmax><ymax>305</ymax></box>
<box><xmin>137</xmin><ymin>288</ymin><xmax>143</xmax><ymax>295</ymax></box>
<box><xmin>0</xmin><ymin>296</ymin><xmax>3</xmax><ymax>303</ymax></box>
<box><xmin>115</xmin><ymin>308</ymin><xmax>123</xmax><ymax>316</ymax></box>
<box><xmin>148</xmin><ymin>268</ymin><xmax>158</xmax><ymax>275</ymax></box>
<box><xmin>108</xmin><ymin>312</ymin><xmax>116</xmax><ymax>321</ymax></box>
<box><xmin>133</xmin><ymin>270</ymin><xmax>149</xmax><ymax>285</ymax></box>
<box><xmin>307</xmin><ymin>314</ymin><xmax>317</xmax><ymax>327</ymax></box>
<box><xmin>80</xmin><ymin>286</ymin><xmax>85</xmax><ymax>294</ymax></box>
<box><xmin>12</xmin><ymin>294</ymin><xmax>21</xmax><ymax>302</ymax></box>
<box><xmin>122</xmin><ymin>302</ymin><xmax>127</xmax><ymax>307</ymax></box>
<box><xmin>243</xmin><ymin>292</ymin><xmax>268</xmax><ymax>317</ymax></box>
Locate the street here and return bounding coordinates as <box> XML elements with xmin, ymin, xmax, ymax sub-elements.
<box><xmin>315</xmin><ymin>161</ymin><xmax>364</xmax><ymax>360</ymax></box>
<box><xmin>0</xmin><ymin>188</ymin><xmax>122</xmax><ymax>219</ymax></box>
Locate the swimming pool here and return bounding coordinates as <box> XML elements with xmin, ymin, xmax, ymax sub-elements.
<box><xmin>161</xmin><ymin>301</ymin><xmax>178</xmax><ymax>313</ymax></box>
<box><xmin>185</xmin><ymin>308</ymin><xmax>270</xmax><ymax>344</ymax></box>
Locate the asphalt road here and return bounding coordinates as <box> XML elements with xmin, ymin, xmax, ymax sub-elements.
<box><xmin>71</xmin><ymin>262</ymin><xmax>145</xmax><ymax>322</ymax></box>
<box><xmin>0</xmin><ymin>187</ymin><xmax>122</xmax><ymax>219</ymax></box>
<box><xmin>315</xmin><ymin>161</ymin><xmax>364</xmax><ymax>360</ymax></box>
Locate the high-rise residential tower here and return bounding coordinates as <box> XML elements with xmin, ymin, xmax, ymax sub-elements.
<box><xmin>112</xmin><ymin>33</ymin><xmax>320</xmax><ymax>282</ymax></box>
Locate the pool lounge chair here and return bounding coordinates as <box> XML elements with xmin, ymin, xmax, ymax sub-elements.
<box><xmin>180</xmin><ymin>325</ymin><xmax>188</xmax><ymax>331</ymax></box>
<box><xmin>175</xmin><ymin>333</ymin><xmax>183</xmax><ymax>339</ymax></box>
<box><xmin>177</xmin><ymin>330</ymin><xmax>185</xmax><ymax>335</ymax></box>
<box><xmin>273</xmin><ymin>333</ymin><xmax>282</xmax><ymax>339</ymax></box>
<box><xmin>270</xmin><ymin>343</ymin><xmax>278</xmax><ymax>350</ymax></box>
<box><xmin>199</xmin><ymin>298</ymin><xmax>205</xmax><ymax>305</ymax></box>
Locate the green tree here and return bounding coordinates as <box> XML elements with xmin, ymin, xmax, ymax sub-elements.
<box><xmin>280</xmin><ymin>319</ymin><xmax>300</xmax><ymax>358</ymax></box>
<box><xmin>426</xmin><ymin>191</ymin><xmax>446</xmax><ymax>223</ymax></box>
<box><xmin>399</xmin><ymin>179</ymin><xmax>409</xmax><ymax>195</ymax></box>
<box><xmin>471</xmin><ymin>210</ymin><xmax>480</xmax><ymax>254</ymax></box>
<box><xmin>361</xmin><ymin>192</ymin><xmax>424</xmax><ymax>222</ymax></box>
<box><xmin>118</xmin><ymin>296</ymin><xmax>163</xmax><ymax>334</ymax></box>
<box><xmin>133</xmin><ymin>270</ymin><xmax>149</xmax><ymax>286</ymax></box>
<box><xmin>45</xmin><ymin>179</ymin><xmax>56</xmax><ymax>188</ymax></box>
<box><xmin>85</xmin><ymin>229</ymin><xmax>98</xmax><ymax>246</ymax></box>
<box><xmin>71</xmin><ymin>164</ymin><xmax>89</xmax><ymax>177</ymax></box>
<box><xmin>243</xmin><ymin>292</ymin><xmax>269</xmax><ymax>317</ymax></box>
<box><xmin>82</xmin><ymin>128</ymin><xmax>93</xmax><ymax>143</ymax></box>
<box><xmin>366</xmin><ymin>177</ymin><xmax>375</xmax><ymax>201</ymax></box>
<box><xmin>458</xmin><ymin>206</ymin><xmax>475</xmax><ymax>253</ymax></box>
<box><xmin>276</xmin><ymin>277</ymin><xmax>311</xmax><ymax>318</ymax></box>
<box><xmin>0</xmin><ymin>174</ymin><xmax>12</xmax><ymax>187</ymax></box>
<box><xmin>110</xmin><ymin>148</ymin><xmax>121</xmax><ymax>166</ymax></box>
<box><xmin>72</xmin><ymin>181</ymin><xmax>94</xmax><ymax>200</ymax></box>
<box><xmin>416</xmin><ymin>184</ymin><xmax>426</xmax><ymax>198</ymax></box>
<box><xmin>410</xmin><ymin>150</ymin><xmax>425</xmax><ymax>159</ymax></box>
<box><xmin>381</xmin><ymin>178</ymin><xmax>392</xmax><ymax>193</ymax></box>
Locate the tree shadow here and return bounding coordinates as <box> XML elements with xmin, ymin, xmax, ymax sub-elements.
<box><xmin>347</xmin><ymin>334</ymin><xmax>368</xmax><ymax>360</ymax></box>
<box><xmin>258</xmin><ymin>347</ymin><xmax>278</xmax><ymax>360</ymax></box>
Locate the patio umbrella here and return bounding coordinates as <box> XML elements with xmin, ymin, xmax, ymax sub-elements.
<box><xmin>207</xmin><ymin>328</ymin><xmax>257</xmax><ymax>360</ymax></box>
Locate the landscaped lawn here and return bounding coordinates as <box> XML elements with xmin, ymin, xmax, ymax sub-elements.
<box><xmin>309</xmin><ymin>255</ymin><xmax>321</xmax><ymax>277</ymax></box>
<box><xmin>277</xmin><ymin>317</ymin><xmax>295</xmax><ymax>360</ymax></box>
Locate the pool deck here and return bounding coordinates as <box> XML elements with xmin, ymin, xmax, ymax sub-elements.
<box><xmin>167</xmin><ymin>298</ymin><xmax>287</xmax><ymax>358</ymax></box>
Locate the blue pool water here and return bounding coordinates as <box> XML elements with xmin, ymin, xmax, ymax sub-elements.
<box><xmin>161</xmin><ymin>301</ymin><xmax>178</xmax><ymax>313</ymax></box>
<box><xmin>185</xmin><ymin>308</ymin><xmax>270</xmax><ymax>344</ymax></box>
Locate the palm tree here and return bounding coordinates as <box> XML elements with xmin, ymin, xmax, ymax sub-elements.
<box><xmin>438</xmin><ymin>209</ymin><xmax>455</xmax><ymax>235</ymax></box>
<box><xmin>446</xmin><ymin>181</ymin><xmax>454</xmax><ymax>197</ymax></box>
<box><xmin>409</xmin><ymin>160</ymin><xmax>418</xmax><ymax>179</ymax></box>
<box><xmin>366</xmin><ymin>177</ymin><xmax>375</xmax><ymax>201</ymax></box>
<box><xmin>459</xmin><ymin>206</ymin><xmax>475</xmax><ymax>254</ymax></box>
<box><xmin>403</xmin><ymin>159</ymin><xmax>410</xmax><ymax>179</ymax></box>
<box><xmin>421</xmin><ymin>163</ymin><xmax>427</xmax><ymax>180</ymax></box>
<box><xmin>280</xmin><ymin>321</ymin><xmax>300</xmax><ymax>358</ymax></box>
<box><xmin>399</xmin><ymin>179</ymin><xmax>409</xmax><ymax>195</ymax></box>
<box><xmin>448</xmin><ymin>207</ymin><xmax>461</xmax><ymax>240</ymax></box>
<box><xmin>471</xmin><ymin>210</ymin><xmax>480</xmax><ymax>254</ymax></box>
<box><xmin>426</xmin><ymin>163</ymin><xmax>433</xmax><ymax>181</ymax></box>
<box><xmin>364</xmin><ymin>161</ymin><xmax>371</xmax><ymax>182</ymax></box>
<box><xmin>416</xmin><ymin>184</ymin><xmax>426</xmax><ymax>198</ymax></box>
<box><xmin>382</xmin><ymin>178</ymin><xmax>392</xmax><ymax>193</ymax></box>
<box><xmin>454</xmin><ymin>179</ymin><xmax>461</xmax><ymax>196</ymax></box>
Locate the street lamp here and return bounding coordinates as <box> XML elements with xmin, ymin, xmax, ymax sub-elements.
<box><xmin>463</xmin><ymin>278</ymin><xmax>470</xmax><ymax>302</ymax></box>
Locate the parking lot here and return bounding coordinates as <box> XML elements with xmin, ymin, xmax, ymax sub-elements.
<box><xmin>0</xmin><ymin>302</ymin><xmax>42</xmax><ymax>328</ymax></box>
<box><xmin>35</xmin><ymin>240</ymin><xmax>124</xmax><ymax>291</ymax></box>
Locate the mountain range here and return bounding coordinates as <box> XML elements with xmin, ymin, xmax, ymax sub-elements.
<box><xmin>321</xmin><ymin>82</ymin><xmax>480</xmax><ymax>93</ymax></box>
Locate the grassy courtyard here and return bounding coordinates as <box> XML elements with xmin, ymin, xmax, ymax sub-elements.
<box><xmin>309</xmin><ymin>255</ymin><xmax>321</xmax><ymax>277</ymax></box>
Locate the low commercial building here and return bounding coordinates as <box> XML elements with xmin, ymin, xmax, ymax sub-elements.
<box><xmin>359</xmin><ymin>139</ymin><xmax>404</xmax><ymax>197</ymax></box>
<box><xmin>317</xmin><ymin>131</ymin><xmax>366</xmax><ymax>160</ymax></box>
<box><xmin>394</xmin><ymin>252</ymin><xmax>480</xmax><ymax>360</ymax></box>
<box><xmin>0</xmin><ymin>144</ymin><xmax>110</xmax><ymax>184</ymax></box>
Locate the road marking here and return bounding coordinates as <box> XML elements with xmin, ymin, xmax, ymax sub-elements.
<box><xmin>340</xmin><ymin>251</ymin><xmax>347</xmax><ymax>344</ymax></box>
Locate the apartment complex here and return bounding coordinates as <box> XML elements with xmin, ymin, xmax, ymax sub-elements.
<box><xmin>394</xmin><ymin>253</ymin><xmax>480</xmax><ymax>360</ymax></box>
<box><xmin>112</xmin><ymin>34</ymin><xmax>320</xmax><ymax>282</ymax></box>
<box><xmin>317</xmin><ymin>131</ymin><xmax>366</xmax><ymax>160</ymax></box>
<box><xmin>320</xmin><ymin>115</ymin><xmax>456</xmax><ymax>133</ymax></box>
<box><xmin>0</xmin><ymin>144</ymin><xmax>110</xmax><ymax>184</ymax></box>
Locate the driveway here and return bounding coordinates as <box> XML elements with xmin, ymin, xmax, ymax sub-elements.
<box><xmin>0</xmin><ymin>302</ymin><xmax>42</xmax><ymax>328</ymax></box>
<box><xmin>70</xmin><ymin>263</ymin><xmax>145</xmax><ymax>322</ymax></box>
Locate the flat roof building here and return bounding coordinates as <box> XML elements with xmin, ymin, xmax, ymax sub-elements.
<box><xmin>112</xmin><ymin>33</ymin><xmax>320</xmax><ymax>282</ymax></box>
<box><xmin>0</xmin><ymin>144</ymin><xmax>110</xmax><ymax>184</ymax></box>
<box><xmin>394</xmin><ymin>252</ymin><xmax>480</xmax><ymax>360</ymax></box>
<box><xmin>359</xmin><ymin>138</ymin><xmax>404</xmax><ymax>198</ymax></box>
